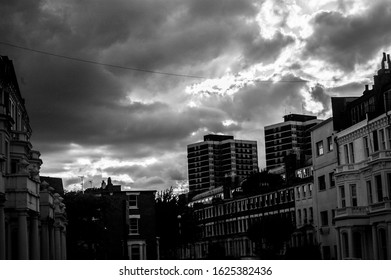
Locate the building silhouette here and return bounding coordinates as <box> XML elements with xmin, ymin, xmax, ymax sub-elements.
<box><xmin>84</xmin><ymin>179</ymin><xmax>158</xmax><ymax>260</ymax></box>
<box><xmin>0</xmin><ymin>55</ymin><xmax>67</xmax><ymax>259</ymax></box>
<box><xmin>187</xmin><ymin>134</ymin><xmax>258</xmax><ymax>197</ymax></box>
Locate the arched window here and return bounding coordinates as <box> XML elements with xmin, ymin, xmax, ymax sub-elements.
<box><xmin>353</xmin><ymin>232</ymin><xmax>362</xmax><ymax>259</ymax></box>
<box><xmin>342</xmin><ymin>232</ymin><xmax>349</xmax><ymax>259</ymax></box>
<box><xmin>379</xmin><ymin>228</ymin><xmax>388</xmax><ymax>259</ymax></box>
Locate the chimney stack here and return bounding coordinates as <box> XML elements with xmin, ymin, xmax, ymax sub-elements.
<box><xmin>382</xmin><ymin>52</ymin><xmax>387</xmax><ymax>69</ymax></box>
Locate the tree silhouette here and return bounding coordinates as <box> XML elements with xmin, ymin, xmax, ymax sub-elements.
<box><xmin>247</xmin><ymin>215</ymin><xmax>294</xmax><ymax>259</ymax></box>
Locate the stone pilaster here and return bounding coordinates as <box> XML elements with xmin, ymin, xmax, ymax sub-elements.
<box><xmin>336</xmin><ymin>228</ymin><xmax>341</xmax><ymax>260</ymax></box>
<box><xmin>61</xmin><ymin>229</ymin><xmax>67</xmax><ymax>260</ymax></box>
<box><xmin>387</xmin><ymin>223</ymin><xmax>391</xmax><ymax>260</ymax></box>
<box><xmin>30</xmin><ymin>213</ymin><xmax>40</xmax><ymax>260</ymax></box>
<box><xmin>40</xmin><ymin>220</ymin><xmax>49</xmax><ymax>260</ymax></box>
<box><xmin>17</xmin><ymin>210</ymin><xmax>29</xmax><ymax>259</ymax></box>
<box><xmin>372</xmin><ymin>225</ymin><xmax>378</xmax><ymax>260</ymax></box>
<box><xmin>54</xmin><ymin>223</ymin><xmax>62</xmax><ymax>260</ymax></box>
<box><xmin>49</xmin><ymin>222</ymin><xmax>55</xmax><ymax>259</ymax></box>
<box><xmin>0</xmin><ymin>194</ymin><xmax>6</xmax><ymax>260</ymax></box>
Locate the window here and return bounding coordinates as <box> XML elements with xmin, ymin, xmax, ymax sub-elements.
<box><xmin>296</xmin><ymin>187</ymin><xmax>300</xmax><ymax>199</ymax></box>
<box><xmin>128</xmin><ymin>195</ymin><xmax>138</xmax><ymax>208</ymax></box>
<box><xmin>309</xmin><ymin>184</ymin><xmax>312</xmax><ymax>196</ymax></box>
<box><xmin>349</xmin><ymin>142</ymin><xmax>355</xmax><ymax>163</ymax></box>
<box><xmin>303</xmin><ymin>208</ymin><xmax>307</xmax><ymax>224</ymax></box>
<box><xmin>129</xmin><ymin>217</ymin><xmax>139</xmax><ymax>235</ymax></box>
<box><xmin>318</xmin><ymin>175</ymin><xmax>326</xmax><ymax>191</ymax></box>
<box><xmin>363</xmin><ymin>136</ymin><xmax>370</xmax><ymax>158</ymax></box>
<box><xmin>350</xmin><ymin>184</ymin><xmax>357</xmax><ymax>206</ymax></box>
<box><xmin>331</xmin><ymin>209</ymin><xmax>336</xmax><ymax>225</ymax></box>
<box><xmin>373</xmin><ymin>131</ymin><xmax>379</xmax><ymax>152</ymax></box>
<box><xmin>388</xmin><ymin>174</ymin><xmax>391</xmax><ymax>200</ymax></box>
<box><xmin>379</xmin><ymin>129</ymin><xmax>386</xmax><ymax>150</ymax></box>
<box><xmin>131</xmin><ymin>244</ymin><xmax>141</xmax><ymax>260</ymax></box>
<box><xmin>342</xmin><ymin>232</ymin><xmax>349</xmax><ymax>258</ymax></box>
<box><xmin>297</xmin><ymin>209</ymin><xmax>302</xmax><ymax>225</ymax></box>
<box><xmin>329</xmin><ymin>172</ymin><xmax>335</xmax><ymax>188</ymax></box>
<box><xmin>327</xmin><ymin>136</ymin><xmax>333</xmax><ymax>152</ymax></box>
<box><xmin>316</xmin><ymin>141</ymin><xmax>324</xmax><ymax>156</ymax></box>
<box><xmin>344</xmin><ymin>144</ymin><xmax>349</xmax><ymax>163</ymax></box>
<box><xmin>387</xmin><ymin>127</ymin><xmax>391</xmax><ymax>149</ymax></box>
<box><xmin>302</xmin><ymin>185</ymin><xmax>306</xmax><ymax>198</ymax></box>
<box><xmin>367</xmin><ymin>180</ymin><xmax>373</xmax><ymax>204</ymax></box>
<box><xmin>375</xmin><ymin>175</ymin><xmax>383</xmax><ymax>202</ymax></box>
<box><xmin>340</xmin><ymin>186</ymin><xmax>346</xmax><ymax>208</ymax></box>
<box><xmin>309</xmin><ymin>207</ymin><xmax>313</xmax><ymax>222</ymax></box>
<box><xmin>320</xmin><ymin>211</ymin><xmax>328</xmax><ymax>226</ymax></box>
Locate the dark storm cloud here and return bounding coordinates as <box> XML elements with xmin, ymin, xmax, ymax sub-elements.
<box><xmin>212</xmin><ymin>75</ymin><xmax>306</xmax><ymax>125</ymax></box>
<box><xmin>304</xmin><ymin>0</ymin><xmax>391</xmax><ymax>70</ymax></box>
<box><xmin>308</xmin><ymin>84</ymin><xmax>330</xmax><ymax>116</ymax></box>
<box><xmin>0</xmin><ymin>0</ymin><xmax>266</xmax><ymax>158</ymax></box>
<box><xmin>166</xmin><ymin>168</ymin><xmax>186</xmax><ymax>181</ymax></box>
<box><xmin>329</xmin><ymin>81</ymin><xmax>366</xmax><ymax>97</ymax></box>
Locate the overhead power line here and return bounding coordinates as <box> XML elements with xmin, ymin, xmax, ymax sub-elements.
<box><xmin>0</xmin><ymin>41</ymin><xmax>206</xmax><ymax>79</ymax></box>
<box><xmin>0</xmin><ymin>40</ymin><xmax>324</xmax><ymax>83</ymax></box>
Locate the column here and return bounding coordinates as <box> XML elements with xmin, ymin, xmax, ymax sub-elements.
<box><xmin>49</xmin><ymin>223</ymin><xmax>55</xmax><ymax>259</ymax></box>
<box><xmin>61</xmin><ymin>229</ymin><xmax>67</xmax><ymax>260</ymax></box>
<box><xmin>336</xmin><ymin>228</ymin><xmax>341</xmax><ymax>260</ymax></box>
<box><xmin>17</xmin><ymin>210</ymin><xmax>29</xmax><ymax>259</ymax></box>
<box><xmin>6</xmin><ymin>219</ymin><xmax>11</xmax><ymax>259</ymax></box>
<box><xmin>0</xmin><ymin>197</ymin><xmax>5</xmax><ymax>260</ymax></box>
<box><xmin>54</xmin><ymin>224</ymin><xmax>62</xmax><ymax>260</ymax></box>
<box><xmin>372</xmin><ymin>225</ymin><xmax>378</xmax><ymax>260</ymax></box>
<box><xmin>30</xmin><ymin>214</ymin><xmax>40</xmax><ymax>260</ymax></box>
<box><xmin>348</xmin><ymin>227</ymin><xmax>354</xmax><ymax>259</ymax></box>
<box><xmin>387</xmin><ymin>223</ymin><xmax>391</xmax><ymax>260</ymax></box>
<box><xmin>40</xmin><ymin>221</ymin><xmax>49</xmax><ymax>260</ymax></box>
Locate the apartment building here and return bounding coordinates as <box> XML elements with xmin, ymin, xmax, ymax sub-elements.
<box><xmin>187</xmin><ymin>134</ymin><xmax>258</xmax><ymax>197</ymax></box>
<box><xmin>264</xmin><ymin>114</ymin><xmax>322</xmax><ymax>171</ymax></box>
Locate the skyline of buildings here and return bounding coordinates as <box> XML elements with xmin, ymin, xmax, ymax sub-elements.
<box><xmin>2</xmin><ymin>49</ymin><xmax>391</xmax><ymax>260</ymax></box>
<box><xmin>180</xmin><ymin>52</ymin><xmax>391</xmax><ymax>260</ymax></box>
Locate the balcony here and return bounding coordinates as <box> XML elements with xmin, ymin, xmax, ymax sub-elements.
<box><xmin>368</xmin><ymin>150</ymin><xmax>391</xmax><ymax>163</ymax></box>
<box><xmin>335</xmin><ymin>161</ymin><xmax>368</xmax><ymax>174</ymax></box>
<box><xmin>335</xmin><ymin>206</ymin><xmax>369</xmax><ymax>218</ymax></box>
<box><xmin>369</xmin><ymin>200</ymin><xmax>391</xmax><ymax>213</ymax></box>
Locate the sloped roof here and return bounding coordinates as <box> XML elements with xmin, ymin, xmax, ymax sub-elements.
<box><xmin>40</xmin><ymin>176</ymin><xmax>64</xmax><ymax>195</ymax></box>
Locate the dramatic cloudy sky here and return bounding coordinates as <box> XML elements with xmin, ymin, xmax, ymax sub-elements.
<box><xmin>1</xmin><ymin>0</ymin><xmax>391</xmax><ymax>192</ymax></box>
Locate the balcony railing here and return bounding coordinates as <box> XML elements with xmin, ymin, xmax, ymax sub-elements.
<box><xmin>336</xmin><ymin>161</ymin><xmax>368</xmax><ymax>174</ymax></box>
<box><xmin>335</xmin><ymin>206</ymin><xmax>369</xmax><ymax>218</ymax></box>
<box><xmin>369</xmin><ymin>150</ymin><xmax>391</xmax><ymax>162</ymax></box>
<box><xmin>369</xmin><ymin>200</ymin><xmax>391</xmax><ymax>212</ymax></box>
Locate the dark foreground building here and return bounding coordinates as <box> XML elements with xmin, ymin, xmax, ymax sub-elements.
<box><xmin>0</xmin><ymin>56</ymin><xmax>67</xmax><ymax>260</ymax></box>
<box><xmin>80</xmin><ymin>179</ymin><xmax>158</xmax><ymax>260</ymax></box>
